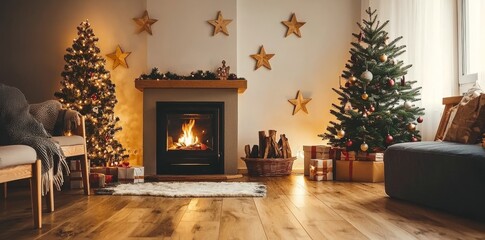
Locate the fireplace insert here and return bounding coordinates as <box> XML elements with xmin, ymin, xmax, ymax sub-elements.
<box><xmin>156</xmin><ymin>102</ymin><xmax>224</xmax><ymax>174</ymax></box>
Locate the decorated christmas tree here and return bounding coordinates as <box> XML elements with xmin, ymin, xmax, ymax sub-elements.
<box><xmin>320</xmin><ymin>8</ymin><xmax>425</xmax><ymax>153</ymax></box>
<box><xmin>55</xmin><ymin>20</ymin><xmax>128</xmax><ymax>166</ymax></box>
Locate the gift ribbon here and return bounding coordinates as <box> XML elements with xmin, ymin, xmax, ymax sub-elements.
<box><xmin>311</xmin><ymin>146</ymin><xmax>317</xmax><ymax>158</ymax></box>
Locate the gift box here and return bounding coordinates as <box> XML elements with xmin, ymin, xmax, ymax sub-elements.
<box><xmin>70</xmin><ymin>171</ymin><xmax>83</xmax><ymax>189</ymax></box>
<box><xmin>335</xmin><ymin>160</ymin><xmax>384</xmax><ymax>182</ymax></box>
<box><xmin>339</xmin><ymin>150</ymin><xmax>356</xmax><ymax>161</ymax></box>
<box><xmin>118</xmin><ymin>166</ymin><xmax>144</xmax><ymax>183</ymax></box>
<box><xmin>90</xmin><ymin>167</ymin><xmax>118</xmax><ymax>181</ymax></box>
<box><xmin>105</xmin><ymin>175</ymin><xmax>113</xmax><ymax>184</ymax></box>
<box><xmin>69</xmin><ymin>159</ymin><xmax>82</xmax><ymax>172</ymax></box>
<box><xmin>309</xmin><ymin>159</ymin><xmax>333</xmax><ymax>181</ymax></box>
<box><xmin>303</xmin><ymin>145</ymin><xmax>331</xmax><ymax>175</ymax></box>
<box><xmin>356</xmin><ymin>151</ymin><xmax>384</xmax><ymax>161</ymax></box>
<box><xmin>89</xmin><ymin>173</ymin><xmax>106</xmax><ymax>188</ymax></box>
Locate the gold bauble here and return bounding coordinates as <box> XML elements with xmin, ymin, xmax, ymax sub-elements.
<box><xmin>337</xmin><ymin>129</ymin><xmax>345</xmax><ymax>138</ymax></box>
<box><xmin>379</xmin><ymin>54</ymin><xmax>388</xmax><ymax>62</ymax></box>
<box><xmin>361</xmin><ymin>92</ymin><xmax>369</xmax><ymax>100</ymax></box>
<box><xmin>407</xmin><ymin>123</ymin><xmax>416</xmax><ymax>131</ymax></box>
<box><xmin>350</xmin><ymin>75</ymin><xmax>357</xmax><ymax>83</ymax></box>
<box><xmin>360</xmin><ymin>142</ymin><xmax>369</xmax><ymax>151</ymax></box>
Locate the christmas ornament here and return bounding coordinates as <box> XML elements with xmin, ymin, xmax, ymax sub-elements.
<box><xmin>250</xmin><ymin>46</ymin><xmax>275</xmax><ymax>70</ymax></box>
<box><xmin>404</xmin><ymin>101</ymin><xmax>413</xmax><ymax>109</ymax></box>
<box><xmin>389</xmin><ymin>58</ymin><xmax>395</xmax><ymax>65</ymax></box>
<box><xmin>282</xmin><ymin>13</ymin><xmax>306</xmax><ymax>38</ymax></box>
<box><xmin>361</xmin><ymin>92</ymin><xmax>369</xmax><ymax>100</ymax></box>
<box><xmin>387</xmin><ymin>78</ymin><xmax>395</xmax><ymax>87</ymax></box>
<box><xmin>401</xmin><ymin>75</ymin><xmax>406</xmax><ymax>86</ymax></box>
<box><xmin>217</xmin><ymin>60</ymin><xmax>230</xmax><ymax>80</ymax></box>
<box><xmin>407</xmin><ymin>123</ymin><xmax>416</xmax><ymax>131</ymax></box>
<box><xmin>350</xmin><ymin>75</ymin><xmax>357</xmax><ymax>83</ymax></box>
<box><xmin>360</xmin><ymin>142</ymin><xmax>369</xmax><ymax>151</ymax></box>
<box><xmin>360</xmin><ymin>70</ymin><xmax>373</xmax><ymax>83</ymax></box>
<box><xmin>417</xmin><ymin>116</ymin><xmax>424</xmax><ymax>123</ymax></box>
<box><xmin>385</xmin><ymin>134</ymin><xmax>393</xmax><ymax>144</ymax></box>
<box><xmin>411</xmin><ymin>135</ymin><xmax>418</xmax><ymax>142</ymax></box>
<box><xmin>337</xmin><ymin>129</ymin><xmax>345</xmax><ymax>138</ymax></box>
<box><xmin>106</xmin><ymin>45</ymin><xmax>131</xmax><ymax>69</ymax></box>
<box><xmin>344</xmin><ymin>102</ymin><xmax>353</xmax><ymax>112</ymax></box>
<box><xmin>369</xmin><ymin>105</ymin><xmax>375</xmax><ymax>112</ymax></box>
<box><xmin>288</xmin><ymin>90</ymin><xmax>312</xmax><ymax>115</ymax></box>
<box><xmin>346</xmin><ymin>139</ymin><xmax>353</xmax><ymax>147</ymax></box>
<box><xmin>91</xmin><ymin>94</ymin><xmax>98</xmax><ymax>101</ymax></box>
<box><xmin>207</xmin><ymin>11</ymin><xmax>232</xmax><ymax>36</ymax></box>
<box><xmin>393</xmin><ymin>90</ymin><xmax>399</xmax><ymax>95</ymax></box>
<box><xmin>379</xmin><ymin>54</ymin><xmax>388</xmax><ymax>62</ymax></box>
<box><xmin>133</xmin><ymin>10</ymin><xmax>158</xmax><ymax>35</ymax></box>
<box><xmin>92</xmin><ymin>106</ymin><xmax>99</xmax><ymax>113</ymax></box>
<box><xmin>345</xmin><ymin>82</ymin><xmax>350</xmax><ymax>88</ymax></box>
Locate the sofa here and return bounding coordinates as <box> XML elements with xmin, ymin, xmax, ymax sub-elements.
<box><xmin>384</xmin><ymin>95</ymin><xmax>485</xmax><ymax>220</ymax></box>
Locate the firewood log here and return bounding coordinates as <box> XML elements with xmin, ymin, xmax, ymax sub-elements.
<box><xmin>258</xmin><ymin>131</ymin><xmax>266</xmax><ymax>158</ymax></box>
<box><xmin>250</xmin><ymin>145</ymin><xmax>259</xmax><ymax>158</ymax></box>
<box><xmin>244</xmin><ymin>145</ymin><xmax>251</xmax><ymax>158</ymax></box>
<box><xmin>269</xmin><ymin>130</ymin><xmax>282</xmax><ymax>158</ymax></box>
<box><xmin>263</xmin><ymin>137</ymin><xmax>271</xmax><ymax>158</ymax></box>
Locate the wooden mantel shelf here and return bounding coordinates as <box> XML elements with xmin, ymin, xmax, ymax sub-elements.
<box><xmin>135</xmin><ymin>79</ymin><xmax>247</xmax><ymax>93</ymax></box>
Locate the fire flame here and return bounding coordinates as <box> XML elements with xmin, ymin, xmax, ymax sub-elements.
<box><xmin>178</xmin><ymin>119</ymin><xmax>199</xmax><ymax>146</ymax></box>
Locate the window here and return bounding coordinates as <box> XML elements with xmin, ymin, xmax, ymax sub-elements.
<box><xmin>458</xmin><ymin>0</ymin><xmax>484</xmax><ymax>87</ymax></box>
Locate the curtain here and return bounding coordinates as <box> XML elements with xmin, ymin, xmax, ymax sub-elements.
<box><xmin>365</xmin><ymin>0</ymin><xmax>459</xmax><ymax>140</ymax></box>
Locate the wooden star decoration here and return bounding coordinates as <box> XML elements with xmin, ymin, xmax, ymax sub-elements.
<box><xmin>282</xmin><ymin>13</ymin><xmax>306</xmax><ymax>37</ymax></box>
<box><xmin>106</xmin><ymin>45</ymin><xmax>131</xmax><ymax>69</ymax></box>
<box><xmin>250</xmin><ymin>46</ymin><xmax>275</xmax><ymax>70</ymax></box>
<box><xmin>288</xmin><ymin>90</ymin><xmax>312</xmax><ymax>115</ymax></box>
<box><xmin>207</xmin><ymin>11</ymin><xmax>232</xmax><ymax>36</ymax></box>
<box><xmin>133</xmin><ymin>10</ymin><xmax>158</xmax><ymax>35</ymax></box>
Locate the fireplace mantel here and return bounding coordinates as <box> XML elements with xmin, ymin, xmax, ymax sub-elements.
<box><xmin>135</xmin><ymin>79</ymin><xmax>247</xmax><ymax>93</ymax></box>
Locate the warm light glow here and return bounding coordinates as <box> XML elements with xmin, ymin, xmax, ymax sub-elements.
<box><xmin>177</xmin><ymin>119</ymin><xmax>199</xmax><ymax>147</ymax></box>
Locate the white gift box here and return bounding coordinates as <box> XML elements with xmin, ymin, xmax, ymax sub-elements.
<box><xmin>118</xmin><ymin>166</ymin><xmax>144</xmax><ymax>183</ymax></box>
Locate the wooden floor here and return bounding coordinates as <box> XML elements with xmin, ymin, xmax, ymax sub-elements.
<box><xmin>1</xmin><ymin>174</ymin><xmax>484</xmax><ymax>240</ymax></box>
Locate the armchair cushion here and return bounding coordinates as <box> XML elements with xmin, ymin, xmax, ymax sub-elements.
<box><xmin>51</xmin><ymin>136</ymin><xmax>85</xmax><ymax>146</ymax></box>
<box><xmin>0</xmin><ymin>145</ymin><xmax>37</xmax><ymax>168</ymax></box>
<box><xmin>29</xmin><ymin>100</ymin><xmax>61</xmax><ymax>135</ymax></box>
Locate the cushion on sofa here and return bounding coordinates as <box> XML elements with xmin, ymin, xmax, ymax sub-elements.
<box><xmin>0</xmin><ymin>145</ymin><xmax>37</xmax><ymax>168</ymax></box>
<box><xmin>444</xmin><ymin>94</ymin><xmax>485</xmax><ymax>144</ymax></box>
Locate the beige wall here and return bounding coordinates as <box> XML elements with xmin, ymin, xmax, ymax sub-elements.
<box><xmin>0</xmin><ymin>0</ymin><xmax>146</xmax><ymax>165</ymax></box>
<box><xmin>0</xmin><ymin>0</ymin><xmax>361</xmax><ymax>170</ymax></box>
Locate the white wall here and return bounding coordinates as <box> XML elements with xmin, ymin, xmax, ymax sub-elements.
<box><xmin>237</xmin><ymin>0</ymin><xmax>360</xmax><ymax>169</ymax></box>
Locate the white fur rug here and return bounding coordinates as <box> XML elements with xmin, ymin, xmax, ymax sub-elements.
<box><xmin>97</xmin><ymin>182</ymin><xmax>266</xmax><ymax>197</ymax></box>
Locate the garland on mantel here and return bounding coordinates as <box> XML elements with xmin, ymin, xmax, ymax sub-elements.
<box><xmin>138</xmin><ymin>67</ymin><xmax>245</xmax><ymax>80</ymax></box>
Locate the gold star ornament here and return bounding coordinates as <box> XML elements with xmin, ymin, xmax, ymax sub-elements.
<box><xmin>133</xmin><ymin>10</ymin><xmax>158</xmax><ymax>35</ymax></box>
<box><xmin>282</xmin><ymin>13</ymin><xmax>306</xmax><ymax>37</ymax></box>
<box><xmin>106</xmin><ymin>45</ymin><xmax>131</xmax><ymax>70</ymax></box>
<box><xmin>288</xmin><ymin>90</ymin><xmax>312</xmax><ymax>115</ymax></box>
<box><xmin>207</xmin><ymin>11</ymin><xmax>232</xmax><ymax>36</ymax></box>
<box><xmin>250</xmin><ymin>46</ymin><xmax>275</xmax><ymax>70</ymax></box>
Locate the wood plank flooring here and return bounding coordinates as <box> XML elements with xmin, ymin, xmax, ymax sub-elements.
<box><xmin>1</xmin><ymin>174</ymin><xmax>484</xmax><ymax>239</ymax></box>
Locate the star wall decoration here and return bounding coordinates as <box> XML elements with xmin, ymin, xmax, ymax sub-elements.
<box><xmin>106</xmin><ymin>45</ymin><xmax>131</xmax><ymax>70</ymax></box>
<box><xmin>133</xmin><ymin>10</ymin><xmax>158</xmax><ymax>35</ymax></box>
<box><xmin>250</xmin><ymin>46</ymin><xmax>275</xmax><ymax>70</ymax></box>
<box><xmin>288</xmin><ymin>90</ymin><xmax>312</xmax><ymax>115</ymax></box>
<box><xmin>207</xmin><ymin>11</ymin><xmax>232</xmax><ymax>36</ymax></box>
<box><xmin>282</xmin><ymin>13</ymin><xmax>306</xmax><ymax>37</ymax></box>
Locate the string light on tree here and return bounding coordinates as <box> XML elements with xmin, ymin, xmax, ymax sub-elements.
<box><xmin>54</xmin><ymin>20</ymin><xmax>129</xmax><ymax>166</ymax></box>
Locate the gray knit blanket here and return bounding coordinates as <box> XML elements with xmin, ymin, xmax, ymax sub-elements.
<box><xmin>0</xmin><ymin>83</ymin><xmax>69</xmax><ymax>195</ymax></box>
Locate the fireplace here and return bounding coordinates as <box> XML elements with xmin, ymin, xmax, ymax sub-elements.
<box><xmin>156</xmin><ymin>102</ymin><xmax>224</xmax><ymax>174</ymax></box>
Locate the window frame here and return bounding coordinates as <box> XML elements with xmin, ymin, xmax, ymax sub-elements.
<box><xmin>458</xmin><ymin>0</ymin><xmax>479</xmax><ymax>85</ymax></box>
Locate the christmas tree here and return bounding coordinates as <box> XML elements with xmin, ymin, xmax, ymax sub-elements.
<box><xmin>55</xmin><ymin>20</ymin><xmax>128</xmax><ymax>166</ymax></box>
<box><xmin>320</xmin><ymin>8</ymin><xmax>425</xmax><ymax>153</ymax></box>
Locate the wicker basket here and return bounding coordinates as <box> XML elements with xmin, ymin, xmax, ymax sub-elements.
<box><xmin>241</xmin><ymin>157</ymin><xmax>297</xmax><ymax>176</ymax></box>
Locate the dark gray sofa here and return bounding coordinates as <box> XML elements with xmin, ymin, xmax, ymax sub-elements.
<box><xmin>385</xmin><ymin>141</ymin><xmax>485</xmax><ymax>220</ymax></box>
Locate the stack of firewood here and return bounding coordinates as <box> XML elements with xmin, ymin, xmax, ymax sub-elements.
<box><xmin>244</xmin><ymin>130</ymin><xmax>292</xmax><ymax>158</ymax></box>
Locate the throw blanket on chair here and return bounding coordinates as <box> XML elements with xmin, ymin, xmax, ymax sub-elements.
<box><xmin>0</xmin><ymin>83</ymin><xmax>69</xmax><ymax>195</ymax></box>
